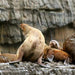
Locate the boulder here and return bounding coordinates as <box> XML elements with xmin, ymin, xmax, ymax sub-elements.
<box><xmin>0</xmin><ymin>62</ymin><xmax>75</xmax><ymax>75</ymax></box>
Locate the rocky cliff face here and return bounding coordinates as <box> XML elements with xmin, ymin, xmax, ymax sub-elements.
<box><xmin>0</xmin><ymin>0</ymin><xmax>75</xmax><ymax>26</ymax></box>
<box><xmin>0</xmin><ymin>0</ymin><xmax>75</xmax><ymax>52</ymax></box>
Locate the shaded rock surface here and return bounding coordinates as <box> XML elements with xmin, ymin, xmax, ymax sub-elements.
<box><xmin>0</xmin><ymin>23</ymin><xmax>22</xmax><ymax>44</ymax></box>
<box><xmin>0</xmin><ymin>61</ymin><xmax>75</xmax><ymax>75</ymax></box>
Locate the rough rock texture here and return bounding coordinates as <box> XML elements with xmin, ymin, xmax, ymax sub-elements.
<box><xmin>0</xmin><ymin>0</ymin><xmax>75</xmax><ymax>27</ymax></box>
<box><xmin>0</xmin><ymin>61</ymin><xmax>75</xmax><ymax>75</ymax></box>
<box><xmin>0</xmin><ymin>23</ymin><xmax>22</xmax><ymax>44</ymax></box>
<box><xmin>0</xmin><ymin>0</ymin><xmax>75</xmax><ymax>25</ymax></box>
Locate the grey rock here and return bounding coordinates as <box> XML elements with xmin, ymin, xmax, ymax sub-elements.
<box><xmin>0</xmin><ymin>0</ymin><xmax>10</xmax><ymax>9</ymax></box>
<box><xmin>0</xmin><ymin>24</ymin><xmax>22</xmax><ymax>44</ymax></box>
<box><xmin>0</xmin><ymin>0</ymin><xmax>75</xmax><ymax>28</ymax></box>
<box><xmin>0</xmin><ymin>62</ymin><xmax>75</xmax><ymax>75</ymax></box>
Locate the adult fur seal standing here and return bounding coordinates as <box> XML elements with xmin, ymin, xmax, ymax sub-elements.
<box><xmin>15</xmin><ymin>24</ymin><xmax>45</xmax><ymax>66</ymax></box>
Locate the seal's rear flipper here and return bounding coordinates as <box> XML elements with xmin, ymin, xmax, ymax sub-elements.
<box><xmin>38</xmin><ymin>54</ymin><xmax>50</xmax><ymax>68</ymax></box>
<box><xmin>39</xmin><ymin>63</ymin><xmax>50</xmax><ymax>68</ymax></box>
<box><xmin>9</xmin><ymin>60</ymin><xmax>20</xmax><ymax>65</ymax></box>
<box><xmin>64</xmin><ymin>58</ymin><xmax>70</xmax><ymax>65</ymax></box>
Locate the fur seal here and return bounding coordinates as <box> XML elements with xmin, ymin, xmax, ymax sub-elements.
<box><xmin>63</xmin><ymin>34</ymin><xmax>75</xmax><ymax>63</ymax></box>
<box><xmin>16</xmin><ymin>24</ymin><xmax>45</xmax><ymax>66</ymax></box>
<box><xmin>43</xmin><ymin>44</ymin><xmax>72</xmax><ymax>63</ymax></box>
<box><xmin>47</xmin><ymin>49</ymin><xmax>71</xmax><ymax>62</ymax></box>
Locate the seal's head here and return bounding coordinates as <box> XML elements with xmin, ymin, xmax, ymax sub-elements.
<box><xmin>20</xmin><ymin>23</ymin><xmax>28</xmax><ymax>32</ymax></box>
<box><xmin>20</xmin><ymin>23</ymin><xmax>32</xmax><ymax>35</ymax></box>
<box><xmin>49</xmin><ymin>40</ymin><xmax>61</xmax><ymax>49</ymax></box>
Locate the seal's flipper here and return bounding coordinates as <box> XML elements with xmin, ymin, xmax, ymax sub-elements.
<box><xmin>9</xmin><ymin>60</ymin><xmax>20</xmax><ymax>65</ymax></box>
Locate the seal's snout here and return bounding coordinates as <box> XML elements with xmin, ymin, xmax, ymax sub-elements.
<box><xmin>20</xmin><ymin>23</ymin><xmax>26</xmax><ymax>28</ymax></box>
<box><xmin>20</xmin><ymin>24</ymin><xmax>23</xmax><ymax>27</ymax></box>
<box><xmin>20</xmin><ymin>23</ymin><xmax>26</xmax><ymax>32</ymax></box>
<box><xmin>20</xmin><ymin>24</ymin><xmax>24</xmax><ymax>28</ymax></box>
<box><xmin>20</xmin><ymin>24</ymin><xmax>24</xmax><ymax>30</ymax></box>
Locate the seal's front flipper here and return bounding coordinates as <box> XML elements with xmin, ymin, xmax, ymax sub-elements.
<box><xmin>47</xmin><ymin>55</ymin><xmax>54</xmax><ymax>62</ymax></box>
